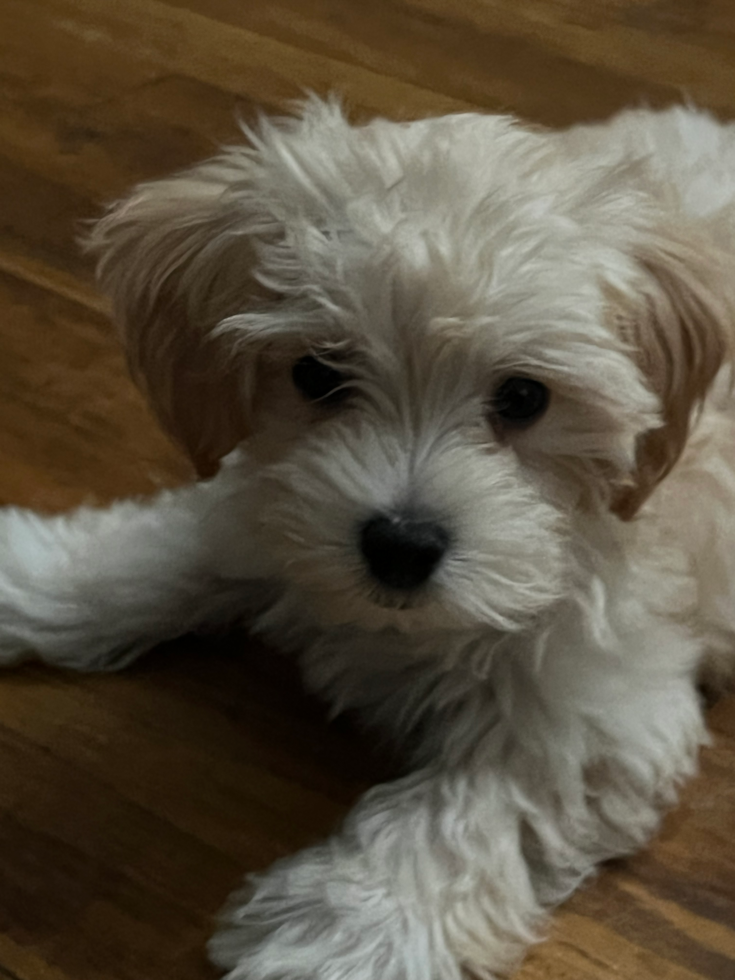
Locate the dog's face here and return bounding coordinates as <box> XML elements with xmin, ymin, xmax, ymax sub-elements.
<box><xmin>90</xmin><ymin>100</ymin><xmax>730</xmax><ymax>634</ymax></box>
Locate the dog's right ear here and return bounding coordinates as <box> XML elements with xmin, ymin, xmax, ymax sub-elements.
<box><xmin>87</xmin><ymin>152</ymin><xmax>274</xmax><ymax>477</ymax></box>
<box><xmin>610</xmin><ymin>226</ymin><xmax>733</xmax><ymax>519</ymax></box>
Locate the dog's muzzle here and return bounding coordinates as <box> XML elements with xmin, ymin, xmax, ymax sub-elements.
<box><xmin>359</xmin><ymin>513</ymin><xmax>449</xmax><ymax>591</ymax></box>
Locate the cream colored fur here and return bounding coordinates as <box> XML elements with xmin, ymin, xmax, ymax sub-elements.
<box><xmin>0</xmin><ymin>99</ymin><xmax>734</xmax><ymax>979</ymax></box>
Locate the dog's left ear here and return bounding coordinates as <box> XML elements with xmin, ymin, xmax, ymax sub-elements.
<box><xmin>87</xmin><ymin>153</ymin><xmax>274</xmax><ymax>477</ymax></box>
<box><xmin>611</xmin><ymin>228</ymin><xmax>733</xmax><ymax>519</ymax></box>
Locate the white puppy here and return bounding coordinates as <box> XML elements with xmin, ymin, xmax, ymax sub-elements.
<box><xmin>1</xmin><ymin>97</ymin><xmax>734</xmax><ymax>979</ymax></box>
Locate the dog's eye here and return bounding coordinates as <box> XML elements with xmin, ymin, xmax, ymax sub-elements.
<box><xmin>492</xmin><ymin>377</ymin><xmax>549</xmax><ymax>425</ymax></box>
<box><xmin>292</xmin><ymin>355</ymin><xmax>350</xmax><ymax>404</ymax></box>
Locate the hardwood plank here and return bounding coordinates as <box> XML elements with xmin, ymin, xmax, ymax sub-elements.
<box><xmin>21</xmin><ymin>0</ymin><xmax>472</xmax><ymax>120</ymax></box>
<box><xmin>0</xmin><ymin>2</ymin><xmax>733</xmax><ymax>980</ymax></box>
<box><xmin>164</xmin><ymin>0</ymin><xmax>685</xmax><ymax>124</ymax></box>
<box><xmin>403</xmin><ymin>0</ymin><xmax>735</xmax><ymax>111</ymax></box>
<box><xmin>0</xmin><ymin>271</ymin><xmax>187</xmax><ymax>508</ymax></box>
<box><xmin>0</xmin><ymin>638</ymin><xmax>384</xmax><ymax>980</ymax></box>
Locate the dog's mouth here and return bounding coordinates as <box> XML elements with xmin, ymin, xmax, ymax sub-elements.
<box><xmin>366</xmin><ymin>585</ymin><xmax>429</xmax><ymax>612</ymax></box>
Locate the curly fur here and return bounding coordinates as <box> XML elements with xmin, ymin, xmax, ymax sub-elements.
<box><xmin>1</xmin><ymin>98</ymin><xmax>734</xmax><ymax>979</ymax></box>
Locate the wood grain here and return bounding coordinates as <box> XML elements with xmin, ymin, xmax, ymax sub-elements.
<box><xmin>0</xmin><ymin>2</ymin><xmax>732</xmax><ymax>978</ymax></box>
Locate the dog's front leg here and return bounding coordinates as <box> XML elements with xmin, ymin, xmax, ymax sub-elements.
<box><xmin>210</xmin><ymin>764</ymin><xmax>532</xmax><ymax>980</ymax></box>
<box><xmin>210</xmin><ymin>646</ymin><xmax>706</xmax><ymax>980</ymax></box>
<box><xmin>0</xmin><ymin>463</ymin><xmax>269</xmax><ymax>670</ymax></box>
<box><xmin>211</xmin><ymin>758</ymin><xmax>588</xmax><ymax>980</ymax></box>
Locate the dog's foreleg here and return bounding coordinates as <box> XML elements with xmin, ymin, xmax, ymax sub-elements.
<box><xmin>0</xmin><ymin>474</ymin><xmax>258</xmax><ymax>670</ymax></box>
<box><xmin>209</xmin><ymin>762</ymin><xmax>561</xmax><ymax>980</ymax></box>
<box><xmin>209</xmin><ymin>648</ymin><xmax>706</xmax><ymax>980</ymax></box>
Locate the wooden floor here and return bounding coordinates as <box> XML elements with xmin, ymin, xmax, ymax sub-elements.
<box><xmin>0</xmin><ymin>1</ymin><xmax>734</xmax><ymax>978</ymax></box>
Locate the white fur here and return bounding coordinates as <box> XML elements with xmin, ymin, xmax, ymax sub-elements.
<box><xmin>1</xmin><ymin>99</ymin><xmax>734</xmax><ymax>979</ymax></box>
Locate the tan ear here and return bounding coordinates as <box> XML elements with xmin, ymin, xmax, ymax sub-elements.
<box><xmin>612</xmin><ymin>229</ymin><xmax>733</xmax><ymax>519</ymax></box>
<box><xmin>87</xmin><ymin>152</ymin><xmax>270</xmax><ymax>477</ymax></box>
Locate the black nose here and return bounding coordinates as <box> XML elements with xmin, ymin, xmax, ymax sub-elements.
<box><xmin>360</xmin><ymin>514</ymin><xmax>449</xmax><ymax>590</ymax></box>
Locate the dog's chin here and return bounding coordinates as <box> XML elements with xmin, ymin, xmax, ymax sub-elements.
<box><xmin>367</xmin><ymin>587</ymin><xmax>429</xmax><ymax>613</ymax></box>
<box><xmin>285</xmin><ymin>579</ymin><xmax>453</xmax><ymax>634</ymax></box>
<box><xmin>341</xmin><ymin>601</ymin><xmax>465</xmax><ymax>634</ymax></box>
<box><xmin>292</xmin><ymin>578</ymin><xmax>533</xmax><ymax>636</ymax></box>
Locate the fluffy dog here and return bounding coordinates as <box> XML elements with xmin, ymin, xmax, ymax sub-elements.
<box><xmin>1</xmin><ymin>97</ymin><xmax>734</xmax><ymax>979</ymax></box>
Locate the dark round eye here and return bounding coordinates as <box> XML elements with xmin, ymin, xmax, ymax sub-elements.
<box><xmin>492</xmin><ymin>377</ymin><xmax>549</xmax><ymax>424</ymax></box>
<box><xmin>292</xmin><ymin>355</ymin><xmax>350</xmax><ymax>404</ymax></box>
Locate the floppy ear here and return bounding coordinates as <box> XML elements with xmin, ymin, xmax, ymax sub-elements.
<box><xmin>87</xmin><ymin>151</ymin><xmax>273</xmax><ymax>477</ymax></box>
<box><xmin>611</xmin><ymin>228</ymin><xmax>733</xmax><ymax>519</ymax></box>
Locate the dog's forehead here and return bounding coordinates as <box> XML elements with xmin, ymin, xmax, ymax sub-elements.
<box><xmin>268</xmin><ymin>120</ymin><xmax>615</xmax><ymax>317</ymax></box>
<box><xmin>266</xmin><ymin>111</ymin><xmax>538</xmax><ymax>207</ymax></box>
<box><xmin>291</xmin><ymin>197</ymin><xmax>608</xmax><ymax>359</ymax></box>
<box><xmin>250</xmin><ymin>111</ymin><xmax>643</xmax><ymax>377</ymax></box>
<box><xmin>269</xmin><ymin>112</ymin><xmax>608</xmax><ymax>246</ymax></box>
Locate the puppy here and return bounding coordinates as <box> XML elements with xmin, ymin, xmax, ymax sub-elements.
<box><xmin>1</xmin><ymin>97</ymin><xmax>734</xmax><ymax>979</ymax></box>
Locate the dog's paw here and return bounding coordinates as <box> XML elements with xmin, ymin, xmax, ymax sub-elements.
<box><xmin>209</xmin><ymin>885</ymin><xmax>415</xmax><ymax>980</ymax></box>
<box><xmin>209</xmin><ymin>848</ymin><xmax>459</xmax><ymax>980</ymax></box>
<box><xmin>0</xmin><ymin>507</ymin><xmax>63</xmax><ymax>667</ymax></box>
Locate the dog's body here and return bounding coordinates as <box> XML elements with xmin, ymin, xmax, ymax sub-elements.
<box><xmin>1</xmin><ymin>100</ymin><xmax>734</xmax><ymax>979</ymax></box>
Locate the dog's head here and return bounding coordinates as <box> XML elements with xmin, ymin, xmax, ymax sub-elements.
<box><xmin>88</xmin><ymin>99</ymin><xmax>732</xmax><ymax>633</ymax></box>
